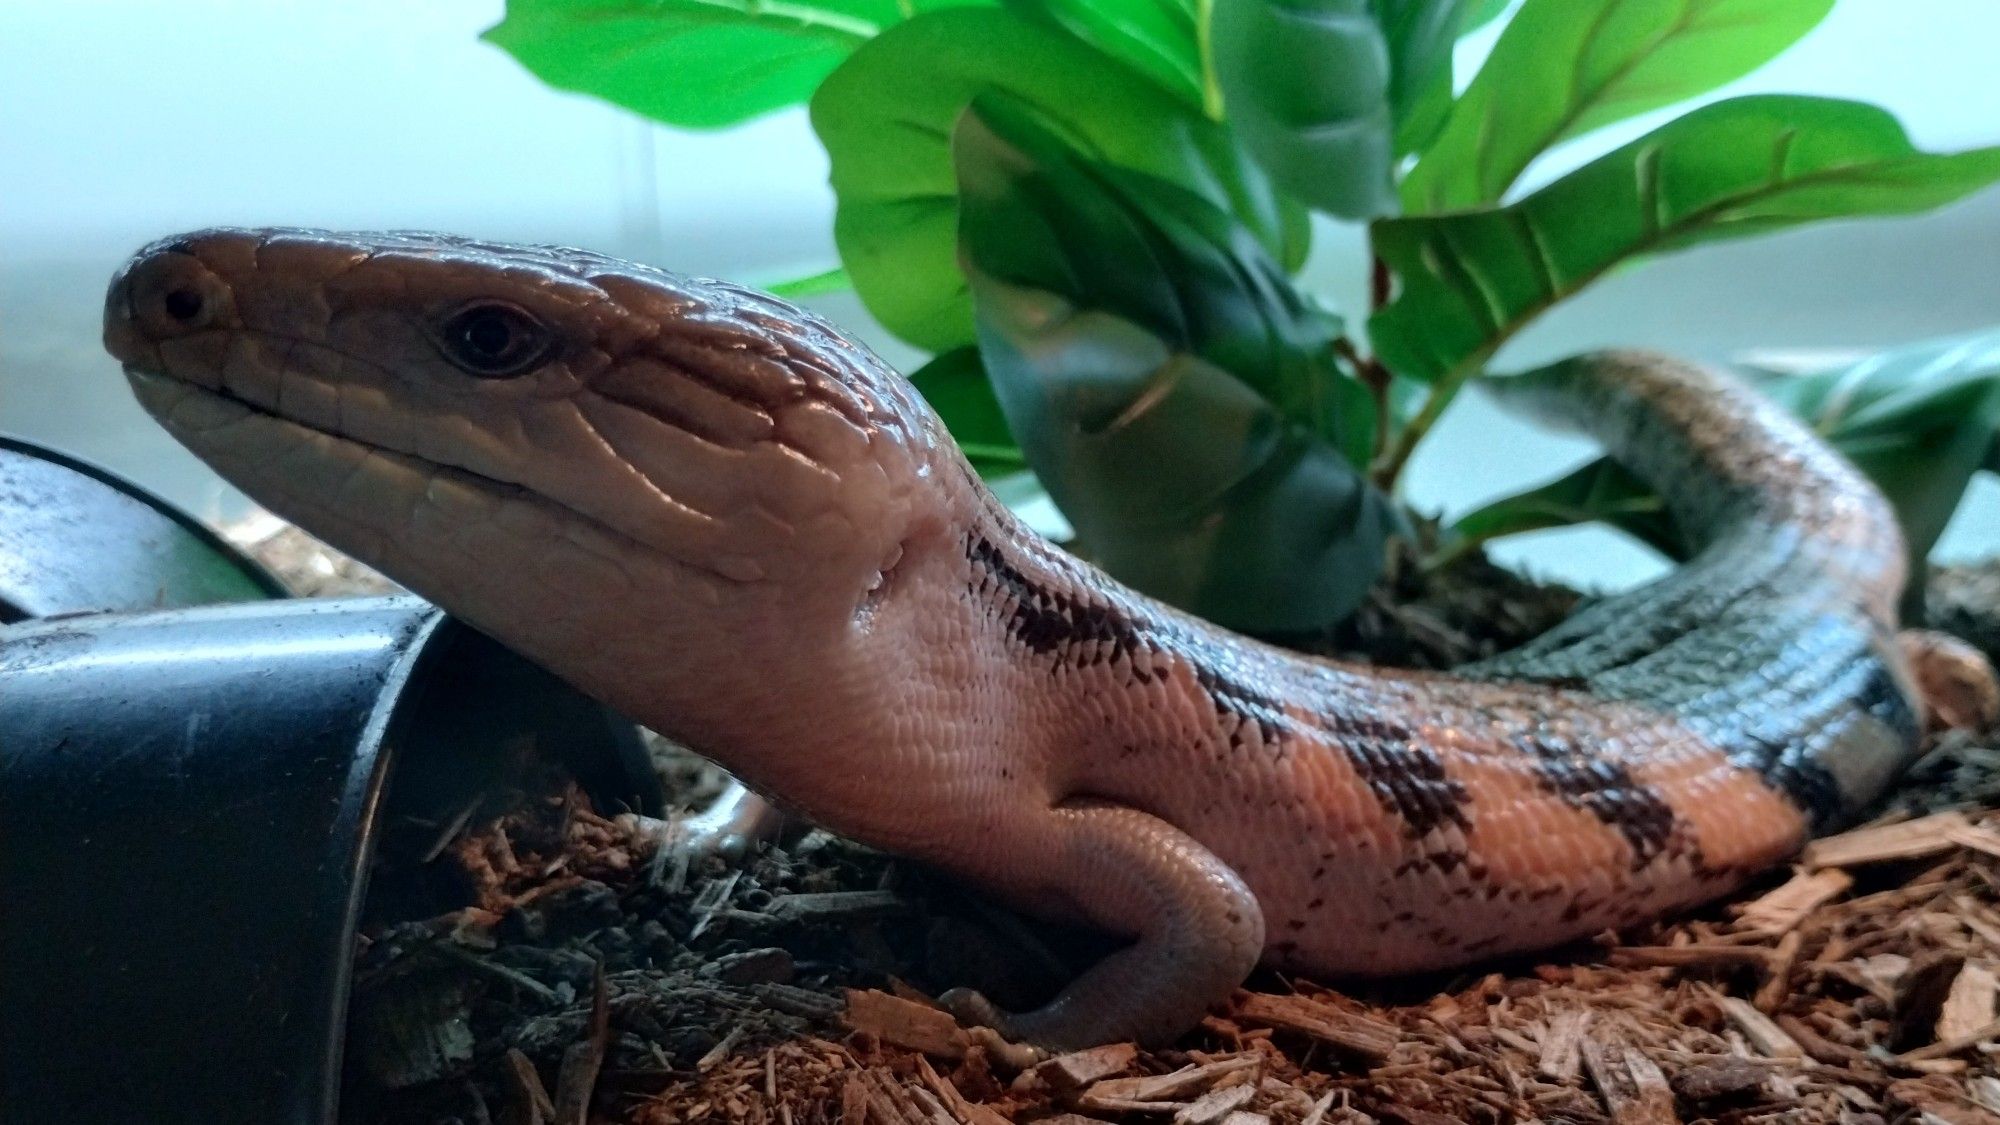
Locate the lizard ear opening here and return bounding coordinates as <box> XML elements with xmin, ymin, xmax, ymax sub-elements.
<box><xmin>851</xmin><ymin>539</ymin><xmax>909</xmax><ymax>627</ymax></box>
<box><xmin>430</xmin><ymin>301</ymin><xmax>558</xmax><ymax>379</ymax></box>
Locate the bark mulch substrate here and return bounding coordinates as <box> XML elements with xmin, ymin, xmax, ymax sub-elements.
<box><xmin>231</xmin><ymin>522</ymin><xmax>2000</xmax><ymax>1125</ymax></box>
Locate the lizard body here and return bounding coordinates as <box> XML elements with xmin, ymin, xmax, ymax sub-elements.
<box><xmin>105</xmin><ymin>229</ymin><xmax>1948</xmax><ymax>1048</ymax></box>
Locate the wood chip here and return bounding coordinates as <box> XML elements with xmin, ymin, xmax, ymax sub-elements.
<box><xmin>1734</xmin><ymin>867</ymin><xmax>1853</xmax><ymax>935</ymax></box>
<box><xmin>1077</xmin><ymin>1097</ymin><xmax>1196</xmax><ymax>1115</ymax></box>
<box><xmin>552</xmin><ymin>967</ymin><xmax>610</xmax><ymax>1125</ymax></box>
<box><xmin>501</xmin><ymin>1048</ymin><xmax>555</xmax><ymax>1125</ymax></box>
<box><xmin>1668</xmin><ymin>1056</ymin><xmax>1766</xmax><ymax>1103</ymax></box>
<box><xmin>759</xmin><ymin>982</ymin><xmax>847</xmax><ymax>1020</ymax></box>
<box><xmin>687</xmin><ymin>870</ymin><xmax>741</xmax><ymax>940</ymax></box>
<box><xmin>1804</xmin><ymin>811</ymin><xmax>1972</xmax><ymax>868</ymax></box>
<box><xmin>1958</xmin><ymin>894</ymin><xmax>2000</xmax><ymax>950</ymax></box>
<box><xmin>763</xmin><ymin>889</ymin><xmax>908</xmax><ymax>924</ymax></box>
<box><xmin>1973</xmin><ymin>1075</ymin><xmax>2000</xmax><ymax>1114</ymax></box>
<box><xmin>915</xmin><ymin>1055</ymin><xmax>1011</xmax><ymax>1125</ymax></box>
<box><xmin>1288</xmin><ymin>1088</ymin><xmax>1336</xmax><ymax>1120</ymax></box>
<box><xmin>1753</xmin><ymin>930</ymin><xmax>1804</xmax><ymax>1012</ymax></box>
<box><xmin>1082</xmin><ymin>1056</ymin><xmax>1260</xmax><ymax>1105</ymax></box>
<box><xmin>1888</xmin><ymin>1075</ymin><xmax>2000</xmax><ymax>1125</ymax></box>
<box><xmin>842</xmin><ymin>989</ymin><xmax>969</xmax><ymax>1059</ymax></box>
<box><xmin>1581</xmin><ymin>1040</ymin><xmax>1679</xmax><ymax>1125</ymax></box>
<box><xmin>695</xmin><ymin>1024</ymin><xmax>749</xmax><ymax>1071</ymax></box>
<box><xmin>859</xmin><ymin>1069</ymin><xmax>935</xmax><ymax>1125</ymax></box>
<box><xmin>1298</xmin><ymin>1091</ymin><xmax>1336</xmax><ymax>1125</ymax></box>
<box><xmin>1376</xmin><ymin>1109</ymin><xmax>1462</xmax><ymax>1125</ymax></box>
<box><xmin>1031</xmin><ymin>1042</ymin><xmax>1140</xmax><ymax>1091</ymax></box>
<box><xmin>1607</xmin><ymin>944</ymin><xmax>1772</xmax><ymax>969</ymax></box>
<box><xmin>840</xmin><ymin>1074</ymin><xmax>870</xmax><ymax>1125</ymax></box>
<box><xmin>1174</xmin><ymin>1082</ymin><xmax>1256</xmax><ymax>1125</ymax></box>
<box><xmin>1857</xmin><ymin>952</ymin><xmax>1914</xmax><ymax>995</ymax></box>
<box><xmin>1232</xmin><ymin>992</ymin><xmax>1399</xmax><ymax>1062</ymax></box>
<box><xmin>1940</xmin><ymin>962</ymin><xmax>1999</xmax><ymax>1042</ymax></box>
<box><xmin>1716</xmin><ymin>995</ymin><xmax>1805</xmax><ymax>1059</ymax></box>
<box><xmin>909</xmin><ymin>1084</ymin><xmax>965</xmax><ymax>1125</ymax></box>
<box><xmin>1217</xmin><ymin>1113</ymin><xmax>1269</xmax><ymax>1125</ymax></box>
<box><xmin>1537</xmin><ymin>1009</ymin><xmax>1591</xmax><ymax>1082</ymax></box>
<box><xmin>1948</xmin><ymin>820</ymin><xmax>2000</xmax><ymax>861</ymax></box>
<box><xmin>1775</xmin><ymin>1013</ymin><xmax>1872</xmax><ymax>1067</ymax></box>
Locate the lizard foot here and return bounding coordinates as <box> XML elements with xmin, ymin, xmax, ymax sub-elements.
<box><xmin>675</xmin><ymin>781</ymin><xmax>786</xmax><ymax>860</ymax></box>
<box><xmin>928</xmin><ymin>993</ymin><xmax>1048</xmax><ymax>1067</ymax></box>
<box><xmin>643</xmin><ymin>782</ymin><xmax>787</xmax><ymax>888</ymax></box>
<box><xmin>938</xmin><ymin>988</ymin><xmax>1015</xmax><ymax>1038</ymax></box>
<box><xmin>1902</xmin><ymin>629</ymin><xmax>2000</xmax><ymax>734</ymax></box>
<box><xmin>935</xmin><ymin>802</ymin><xmax>1264</xmax><ymax>1051</ymax></box>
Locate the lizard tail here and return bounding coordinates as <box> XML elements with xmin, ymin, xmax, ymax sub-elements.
<box><xmin>1472</xmin><ymin>350</ymin><xmax>1922</xmax><ymax>830</ymax></box>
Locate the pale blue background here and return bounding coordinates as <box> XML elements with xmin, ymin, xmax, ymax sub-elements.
<box><xmin>3</xmin><ymin>1</ymin><xmax>1996</xmax><ymax>590</ymax></box>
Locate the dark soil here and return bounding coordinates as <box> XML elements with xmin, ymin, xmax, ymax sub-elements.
<box><xmin>1309</xmin><ymin>531</ymin><xmax>1583</xmax><ymax>668</ymax></box>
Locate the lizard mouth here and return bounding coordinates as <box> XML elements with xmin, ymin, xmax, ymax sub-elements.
<box><xmin>122</xmin><ymin>364</ymin><xmax>727</xmax><ymax>583</ymax></box>
<box><xmin>125</xmin><ymin>363</ymin><xmax>532</xmax><ymax>502</ymax></box>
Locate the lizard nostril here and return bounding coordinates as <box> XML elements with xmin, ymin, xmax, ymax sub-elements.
<box><xmin>116</xmin><ymin>249</ymin><xmax>231</xmax><ymax>341</ymax></box>
<box><xmin>162</xmin><ymin>287</ymin><xmax>204</xmax><ymax>323</ymax></box>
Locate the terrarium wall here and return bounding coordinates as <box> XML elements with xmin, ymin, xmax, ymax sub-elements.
<box><xmin>4</xmin><ymin>0</ymin><xmax>1999</xmax><ymax>583</ymax></box>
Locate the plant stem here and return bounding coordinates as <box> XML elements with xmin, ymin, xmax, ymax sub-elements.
<box><xmin>1196</xmin><ymin>0</ymin><xmax>1225</xmax><ymax>121</ymax></box>
<box><xmin>1421</xmin><ymin>532</ymin><xmax>1486</xmax><ymax>575</ymax></box>
<box><xmin>1357</xmin><ymin>255</ymin><xmax>1400</xmax><ymax>478</ymax></box>
<box><xmin>1371</xmin><ymin>345</ymin><xmax>1493</xmax><ymax>491</ymax></box>
<box><xmin>1333</xmin><ymin>337</ymin><xmax>1393</xmax><ymax>467</ymax></box>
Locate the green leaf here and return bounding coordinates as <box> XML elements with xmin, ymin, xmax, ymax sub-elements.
<box><xmin>1211</xmin><ymin>0</ymin><xmax>1396</xmax><ymax>219</ymax></box>
<box><xmin>1401</xmin><ymin>0</ymin><xmax>1834</xmax><ymax>212</ymax></box>
<box><xmin>1449</xmin><ymin>458</ymin><xmax>1683</xmax><ymax>560</ymax></box>
<box><xmin>909</xmin><ymin>347</ymin><xmax>1028</xmax><ymax>476</ymax></box>
<box><xmin>1004</xmin><ymin>0</ymin><xmax>1207</xmax><ymax>110</ymax></box>
<box><xmin>764</xmin><ymin>267</ymin><xmax>851</xmax><ymax>298</ymax></box>
<box><xmin>1455</xmin><ymin>330</ymin><xmax>2000</xmax><ymax>563</ymax></box>
<box><xmin>483</xmin><ymin>0</ymin><xmax>973</xmax><ymax>129</ymax></box>
<box><xmin>1759</xmin><ymin>331</ymin><xmax>2000</xmax><ymax>558</ymax></box>
<box><xmin>811</xmin><ymin>7</ymin><xmax>1304</xmax><ymax>353</ymax></box>
<box><xmin>1372</xmin><ymin>0</ymin><xmax>1476</xmax><ymax>156</ymax></box>
<box><xmin>1371</xmin><ymin>96</ymin><xmax>2000</xmax><ymax>386</ymax></box>
<box><xmin>957</xmin><ymin>94</ymin><xmax>1398</xmax><ymax>632</ymax></box>
<box><xmin>959</xmin><ymin>95</ymin><xmax>1360</xmax><ymax>452</ymax></box>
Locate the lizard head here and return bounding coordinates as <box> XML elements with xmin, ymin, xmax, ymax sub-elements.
<box><xmin>104</xmin><ymin>228</ymin><xmax>982</xmax><ymax>760</ymax></box>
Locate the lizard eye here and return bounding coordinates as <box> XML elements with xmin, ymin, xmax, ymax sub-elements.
<box><xmin>431</xmin><ymin>301</ymin><xmax>556</xmax><ymax>379</ymax></box>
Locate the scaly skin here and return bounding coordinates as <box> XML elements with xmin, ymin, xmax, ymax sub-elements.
<box><xmin>104</xmin><ymin>229</ymin><xmax>1949</xmax><ymax>1049</ymax></box>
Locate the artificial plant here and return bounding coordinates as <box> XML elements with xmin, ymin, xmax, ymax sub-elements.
<box><xmin>487</xmin><ymin>0</ymin><xmax>2000</xmax><ymax>631</ymax></box>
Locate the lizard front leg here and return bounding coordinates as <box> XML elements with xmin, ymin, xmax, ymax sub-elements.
<box><xmin>677</xmin><ymin>780</ymin><xmax>787</xmax><ymax>859</ymax></box>
<box><xmin>940</xmin><ymin>802</ymin><xmax>1265</xmax><ymax>1050</ymax></box>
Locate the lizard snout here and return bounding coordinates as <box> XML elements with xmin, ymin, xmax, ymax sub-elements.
<box><xmin>104</xmin><ymin>241</ymin><xmax>235</xmax><ymax>364</ymax></box>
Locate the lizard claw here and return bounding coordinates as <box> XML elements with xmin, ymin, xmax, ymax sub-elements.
<box><xmin>642</xmin><ymin>782</ymin><xmax>787</xmax><ymax>889</ymax></box>
<box><xmin>938</xmin><ymin>989</ymin><xmax>1050</xmax><ymax>1067</ymax></box>
<box><xmin>677</xmin><ymin>781</ymin><xmax>786</xmax><ymax>860</ymax></box>
<box><xmin>938</xmin><ymin>987</ymin><xmax>1010</xmax><ymax>1033</ymax></box>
